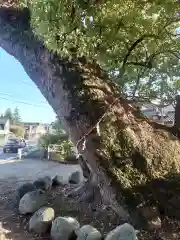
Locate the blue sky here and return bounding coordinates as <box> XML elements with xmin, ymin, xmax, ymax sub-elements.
<box><xmin>0</xmin><ymin>48</ymin><xmax>56</xmax><ymax>123</ymax></box>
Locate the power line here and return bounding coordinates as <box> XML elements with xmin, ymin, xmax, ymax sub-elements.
<box><xmin>0</xmin><ymin>96</ymin><xmax>49</xmax><ymax>108</ymax></box>
<box><xmin>1</xmin><ymin>78</ymin><xmax>38</xmax><ymax>88</ymax></box>
<box><xmin>0</xmin><ymin>92</ymin><xmax>47</xmax><ymax>104</ymax></box>
<box><xmin>16</xmin><ymin>80</ymin><xmax>36</xmax><ymax>88</ymax></box>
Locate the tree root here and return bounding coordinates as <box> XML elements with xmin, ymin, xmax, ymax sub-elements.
<box><xmin>65</xmin><ymin>180</ymin><xmax>102</xmax><ymax>204</ymax></box>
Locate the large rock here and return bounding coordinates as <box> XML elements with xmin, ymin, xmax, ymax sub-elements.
<box><xmin>147</xmin><ymin>217</ymin><xmax>161</xmax><ymax>230</ymax></box>
<box><xmin>105</xmin><ymin>223</ymin><xmax>138</xmax><ymax>240</ymax></box>
<box><xmin>138</xmin><ymin>205</ymin><xmax>161</xmax><ymax>230</ymax></box>
<box><xmin>33</xmin><ymin>176</ymin><xmax>52</xmax><ymax>191</ymax></box>
<box><xmin>19</xmin><ymin>190</ymin><xmax>46</xmax><ymax>214</ymax></box>
<box><xmin>52</xmin><ymin>175</ymin><xmax>64</xmax><ymax>186</ymax></box>
<box><xmin>29</xmin><ymin>207</ymin><xmax>55</xmax><ymax>234</ymax></box>
<box><xmin>15</xmin><ymin>183</ymin><xmax>37</xmax><ymax>204</ymax></box>
<box><xmin>69</xmin><ymin>171</ymin><xmax>81</xmax><ymax>184</ymax></box>
<box><xmin>76</xmin><ymin>225</ymin><xmax>102</xmax><ymax>240</ymax></box>
<box><xmin>51</xmin><ymin>216</ymin><xmax>80</xmax><ymax>240</ymax></box>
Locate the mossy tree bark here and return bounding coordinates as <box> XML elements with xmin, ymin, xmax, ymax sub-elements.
<box><xmin>1</xmin><ymin>6</ymin><xmax>180</xmax><ymax>225</ymax></box>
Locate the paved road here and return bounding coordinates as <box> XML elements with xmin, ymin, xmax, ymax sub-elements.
<box><xmin>0</xmin><ymin>151</ymin><xmax>17</xmax><ymax>160</ymax></box>
<box><xmin>0</xmin><ymin>152</ymin><xmax>82</xmax><ymax>182</ymax></box>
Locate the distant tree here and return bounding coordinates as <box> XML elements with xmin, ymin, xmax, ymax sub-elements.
<box><xmin>51</xmin><ymin>117</ymin><xmax>66</xmax><ymax>135</ymax></box>
<box><xmin>4</xmin><ymin>108</ymin><xmax>13</xmax><ymax>122</ymax></box>
<box><xmin>13</xmin><ymin>107</ymin><xmax>21</xmax><ymax>124</ymax></box>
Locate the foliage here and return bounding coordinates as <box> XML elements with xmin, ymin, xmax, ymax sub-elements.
<box><xmin>4</xmin><ymin>108</ymin><xmax>13</xmax><ymax>122</ymax></box>
<box><xmin>48</xmin><ymin>141</ymin><xmax>75</xmax><ymax>161</ymax></box>
<box><xmin>13</xmin><ymin>107</ymin><xmax>21</xmax><ymax>124</ymax></box>
<box><xmin>39</xmin><ymin>118</ymin><xmax>74</xmax><ymax>160</ymax></box>
<box><xmin>10</xmin><ymin>125</ymin><xmax>25</xmax><ymax>138</ymax></box>
<box><xmin>3</xmin><ymin>107</ymin><xmax>22</xmax><ymax>124</ymax></box>
<box><xmin>50</xmin><ymin>116</ymin><xmax>66</xmax><ymax>135</ymax></box>
<box><xmin>39</xmin><ymin>116</ymin><xmax>69</xmax><ymax>149</ymax></box>
<box><xmin>39</xmin><ymin>132</ymin><xmax>75</xmax><ymax>161</ymax></box>
<box><xmin>19</xmin><ymin>0</ymin><xmax>180</xmax><ymax>103</ymax></box>
<box><xmin>39</xmin><ymin>132</ymin><xmax>69</xmax><ymax>149</ymax></box>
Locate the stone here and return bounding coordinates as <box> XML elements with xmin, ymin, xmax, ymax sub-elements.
<box><xmin>138</xmin><ymin>205</ymin><xmax>161</xmax><ymax>230</ymax></box>
<box><xmin>69</xmin><ymin>171</ymin><xmax>81</xmax><ymax>184</ymax></box>
<box><xmin>51</xmin><ymin>216</ymin><xmax>80</xmax><ymax>240</ymax></box>
<box><xmin>29</xmin><ymin>207</ymin><xmax>55</xmax><ymax>234</ymax></box>
<box><xmin>52</xmin><ymin>175</ymin><xmax>64</xmax><ymax>186</ymax></box>
<box><xmin>15</xmin><ymin>183</ymin><xmax>37</xmax><ymax>204</ymax></box>
<box><xmin>19</xmin><ymin>190</ymin><xmax>46</xmax><ymax>214</ymax></box>
<box><xmin>105</xmin><ymin>223</ymin><xmax>137</xmax><ymax>240</ymax></box>
<box><xmin>147</xmin><ymin>217</ymin><xmax>162</xmax><ymax>230</ymax></box>
<box><xmin>34</xmin><ymin>176</ymin><xmax>52</xmax><ymax>191</ymax></box>
<box><xmin>75</xmin><ymin>225</ymin><xmax>102</xmax><ymax>240</ymax></box>
<box><xmin>139</xmin><ymin>205</ymin><xmax>159</xmax><ymax>220</ymax></box>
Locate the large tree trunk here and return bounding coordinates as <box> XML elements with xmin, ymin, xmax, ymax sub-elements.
<box><xmin>1</xmin><ymin>6</ymin><xmax>180</xmax><ymax>226</ymax></box>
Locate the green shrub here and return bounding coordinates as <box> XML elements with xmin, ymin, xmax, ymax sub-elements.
<box><xmin>10</xmin><ymin>125</ymin><xmax>25</xmax><ymax>138</ymax></box>
<box><xmin>38</xmin><ymin>133</ymin><xmax>69</xmax><ymax>149</ymax></box>
<box><xmin>49</xmin><ymin>140</ymin><xmax>75</xmax><ymax>161</ymax></box>
<box><xmin>39</xmin><ymin>132</ymin><xmax>76</xmax><ymax>161</ymax></box>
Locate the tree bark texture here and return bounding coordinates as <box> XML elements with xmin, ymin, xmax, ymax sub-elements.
<box><xmin>1</xmin><ymin>6</ymin><xmax>180</xmax><ymax>225</ymax></box>
<box><xmin>174</xmin><ymin>95</ymin><xmax>180</xmax><ymax>137</ymax></box>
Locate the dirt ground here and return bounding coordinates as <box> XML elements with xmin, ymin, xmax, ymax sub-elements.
<box><xmin>0</xmin><ymin>157</ymin><xmax>82</xmax><ymax>239</ymax></box>
<box><xmin>0</xmin><ymin>157</ymin><xmax>180</xmax><ymax>239</ymax></box>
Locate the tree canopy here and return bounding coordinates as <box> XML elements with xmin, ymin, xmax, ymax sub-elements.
<box><xmin>4</xmin><ymin>108</ymin><xmax>13</xmax><ymax>121</ymax></box>
<box><xmin>13</xmin><ymin>107</ymin><xmax>21</xmax><ymax>124</ymax></box>
<box><xmin>51</xmin><ymin>116</ymin><xmax>67</xmax><ymax>135</ymax></box>
<box><xmin>20</xmin><ymin>0</ymin><xmax>180</xmax><ymax>103</ymax></box>
<box><xmin>3</xmin><ymin>107</ymin><xmax>22</xmax><ymax>124</ymax></box>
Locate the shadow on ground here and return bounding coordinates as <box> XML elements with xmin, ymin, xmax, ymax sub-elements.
<box><xmin>1</xmin><ymin>174</ymin><xmax>180</xmax><ymax>239</ymax></box>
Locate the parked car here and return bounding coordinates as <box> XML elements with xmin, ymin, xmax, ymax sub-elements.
<box><xmin>3</xmin><ymin>139</ymin><xmax>26</xmax><ymax>153</ymax></box>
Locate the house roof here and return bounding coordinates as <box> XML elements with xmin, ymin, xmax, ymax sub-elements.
<box><xmin>141</xmin><ymin>103</ymin><xmax>174</xmax><ymax>114</ymax></box>
<box><xmin>139</xmin><ymin>102</ymin><xmax>175</xmax><ymax>124</ymax></box>
<box><xmin>0</xmin><ymin>117</ymin><xmax>9</xmax><ymax>124</ymax></box>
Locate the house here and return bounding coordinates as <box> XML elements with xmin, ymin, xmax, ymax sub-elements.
<box><xmin>140</xmin><ymin>103</ymin><xmax>175</xmax><ymax>126</ymax></box>
<box><xmin>23</xmin><ymin>122</ymin><xmax>47</xmax><ymax>140</ymax></box>
<box><xmin>0</xmin><ymin>117</ymin><xmax>10</xmax><ymax>145</ymax></box>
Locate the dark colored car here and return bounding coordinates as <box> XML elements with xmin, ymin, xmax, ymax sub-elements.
<box><xmin>3</xmin><ymin>139</ymin><xmax>26</xmax><ymax>153</ymax></box>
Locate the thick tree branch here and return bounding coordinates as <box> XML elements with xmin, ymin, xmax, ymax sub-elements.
<box><xmin>132</xmin><ymin>68</ymin><xmax>148</xmax><ymax>98</ymax></box>
<box><xmin>127</xmin><ymin>49</ymin><xmax>180</xmax><ymax>73</ymax></box>
<box><xmin>120</xmin><ymin>34</ymin><xmax>159</xmax><ymax>76</ymax></box>
<box><xmin>126</xmin><ymin>61</ymin><xmax>152</xmax><ymax>69</ymax></box>
<box><xmin>163</xmin><ymin>17</ymin><xmax>180</xmax><ymax>29</ymax></box>
<box><xmin>1</xmin><ymin>6</ymin><xmax>180</xmax><ymax>225</ymax></box>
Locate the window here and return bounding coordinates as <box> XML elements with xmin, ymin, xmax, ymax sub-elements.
<box><xmin>0</xmin><ymin>124</ymin><xmax>5</xmax><ymax>130</ymax></box>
